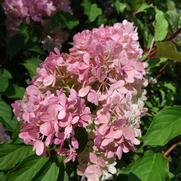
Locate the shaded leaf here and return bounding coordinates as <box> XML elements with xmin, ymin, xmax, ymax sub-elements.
<box><xmin>0</xmin><ymin>69</ymin><xmax>12</xmax><ymax>79</ymax></box>
<box><xmin>0</xmin><ymin>100</ymin><xmax>12</xmax><ymax>122</ymax></box>
<box><xmin>6</xmin><ymin>84</ymin><xmax>25</xmax><ymax>99</ymax></box>
<box><xmin>0</xmin><ymin>116</ymin><xmax>20</xmax><ymax>139</ymax></box>
<box><xmin>135</xmin><ymin>3</ymin><xmax>153</xmax><ymax>14</ymax></box>
<box><xmin>0</xmin><ymin>77</ymin><xmax>9</xmax><ymax>93</ymax></box>
<box><xmin>156</xmin><ymin>41</ymin><xmax>181</xmax><ymax>62</ymax></box>
<box><xmin>166</xmin><ymin>10</ymin><xmax>181</xmax><ymax>33</ymax></box>
<box><xmin>6</xmin><ymin>34</ymin><xmax>25</xmax><ymax>59</ymax></box>
<box><xmin>51</xmin><ymin>12</ymin><xmax>79</xmax><ymax>30</ymax></box>
<box><xmin>0</xmin><ymin>69</ymin><xmax>12</xmax><ymax>93</ymax></box>
<box><xmin>0</xmin><ymin>172</ymin><xmax>6</xmax><ymax>181</ymax></box>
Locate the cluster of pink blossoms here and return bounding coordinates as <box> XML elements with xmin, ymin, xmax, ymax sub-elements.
<box><xmin>12</xmin><ymin>20</ymin><xmax>147</xmax><ymax>180</ymax></box>
<box><xmin>3</xmin><ymin>0</ymin><xmax>71</xmax><ymax>23</ymax></box>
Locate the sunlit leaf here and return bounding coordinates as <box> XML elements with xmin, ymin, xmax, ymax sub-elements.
<box><xmin>119</xmin><ymin>152</ymin><xmax>169</xmax><ymax>181</ymax></box>
<box><xmin>155</xmin><ymin>9</ymin><xmax>169</xmax><ymax>41</ymax></box>
<box><xmin>144</xmin><ymin>106</ymin><xmax>181</xmax><ymax>146</ymax></box>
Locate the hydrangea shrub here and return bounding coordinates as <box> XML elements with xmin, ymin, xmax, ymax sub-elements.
<box><xmin>3</xmin><ymin>0</ymin><xmax>71</xmax><ymax>22</ymax></box>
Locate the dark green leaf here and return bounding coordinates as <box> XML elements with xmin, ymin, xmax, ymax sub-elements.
<box><xmin>0</xmin><ymin>117</ymin><xmax>20</xmax><ymax>139</ymax></box>
<box><xmin>0</xmin><ymin>77</ymin><xmax>9</xmax><ymax>93</ymax></box>
<box><xmin>166</xmin><ymin>11</ymin><xmax>181</xmax><ymax>32</ymax></box>
<box><xmin>0</xmin><ymin>69</ymin><xmax>12</xmax><ymax>93</ymax></box>
<box><xmin>0</xmin><ymin>145</ymin><xmax>34</xmax><ymax>170</ymax></box>
<box><xmin>0</xmin><ymin>172</ymin><xmax>6</xmax><ymax>181</ymax></box>
<box><xmin>135</xmin><ymin>3</ymin><xmax>153</xmax><ymax>14</ymax></box>
<box><xmin>40</xmin><ymin>162</ymin><xmax>59</xmax><ymax>181</ymax></box>
<box><xmin>6</xmin><ymin>34</ymin><xmax>25</xmax><ymax>59</ymax></box>
<box><xmin>51</xmin><ymin>12</ymin><xmax>79</xmax><ymax>30</ymax></box>
<box><xmin>6</xmin><ymin>84</ymin><xmax>25</xmax><ymax>99</ymax></box>
<box><xmin>0</xmin><ymin>100</ymin><xmax>12</xmax><ymax>122</ymax></box>
<box><xmin>7</xmin><ymin>156</ymin><xmax>48</xmax><ymax>181</ymax></box>
<box><xmin>0</xmin><ymin>69</ymin><xmax>12</xmax><ymax>79</ymax></box>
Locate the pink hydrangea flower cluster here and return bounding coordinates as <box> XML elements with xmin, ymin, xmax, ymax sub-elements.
<box><xmin>3</xmin><ymin>0</ymin><xmax>71</xmax><ymax>23</ymax></box>
<box><xmin>12</xmin><ymin>20</ymin><xmax>147</xmax><ymax>180</ymax></box>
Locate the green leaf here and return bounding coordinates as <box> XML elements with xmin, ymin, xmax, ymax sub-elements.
<box><xmin>40</xmin><ymin>162</ymin><xmax>59</xmax><ymax>181</ymax></box>
<box><xmin>0</xmin><ymin>69</ymin><xmax>12</xmax><ymax>93</ymax></box>
<box><xmin>155</xmin><ymin>9</ymin><xmax>169</xmax><ymax>41</ymax></box>
<box><xmin>166</xmin><ymin>11</ymin><xmax>181</xmax><ymax>33</ymax></box>
<box><xmin>60</xmin><ymin>12</ymin><xmax>79</xmax><ymax>30</ymax></box>
<box><xmin>6</xmin><ymin>84</ymin><xmax>25</xmax><ymax>99</ymax></box>
<box><xmin>29</xmin><ymin>46</ymin><xmax>44</xmax><ymax>55</ymax></box>
<box><xmin>0</xmin><ymin>145</ymin><xmax>34</xmax><ymax>170</ymax></box>
<box><xmin>23</xmin><ymin>58</ymin><xmax>41</xmax><ymax>78</ymax></box>
<box><xmin>0</xmin><ymin>172</ymin><xmax>6</xmax><ymax>180</ymax></box>
<box><xmin>51</xmin><ymin>12</ymin><xmax>79</xmax><ymax>30</ymax></box>
<box><xmin>89</xmin><ymin>4</ymin><xmax>102</xmax><ymax>22</ymax></box>
<box><xmin>0</xmin><ymin>69</ymin><xmax>12</xmax><ymax>79</ymax></box>
<box><xmin>82</xmin><ymin>0</ymin><xmax>91</xmax><ymax>14</ymax></box>
<box><xmin>82</xmin><ymin>1</ymin><xmax>102</xmax><ymax>22</ymax></box>
<box><xmin>120</xmin><ymin>152</ymin><xmax>169</xmax><ymax>181</ymax></box>
<box><xmin>0</xmin><ymin>144</ymin><xmax>21</xmax><ymax>157</ymax></box>
<box><xmin>144</xmin><ymin>106</ymin><xmax>181</xmax><ymax>146</ymax></box>
<box><xmin>0</xmin><ymin>77</ymin><xmax>9</xmax><ymax>93</ymax></box>
<box><xmin>0</xmin><ymin>117</ymin><xmax>20</xmax><ymax>139</ymax></box>
<box><xmin>114</xmin><ymin>1</ymin><xmax>127</xmax><ymax>14</ymax></box>
<box><xmin>7</xmin><ymin>156</ymin><xmax>48</xmax><ymax>181</ymax></box>
<box><xmin>167</xmin><ymin>0</ymin><xmax>176</xmax><ymax>11</ymax></box>
<box><xmin>156</xmin><ymin>41</ymin><xmax>181</xmax><ymax>62</ymax></box>
<box><xmin>0</xmin><ymin>100</ymin><xmax>12</xmax><ymax>122</ymax></box>
<box><xmin>135</xmin><ymin>3</ymin><xmax>153</xmax><ymax>14</ymax></box>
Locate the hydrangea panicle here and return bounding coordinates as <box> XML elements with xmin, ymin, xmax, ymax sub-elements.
<box><xmin>12</xmin><ymin>20</ymin><xmax>147</xmax><ymax>180</ymax></box>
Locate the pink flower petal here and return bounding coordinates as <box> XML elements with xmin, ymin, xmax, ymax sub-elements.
<box><xmin>72</xmin><ymin>116</ymin><xmax>79</xmax><ymax>124</ymax></box>
<box><xmin>58</xmin><ymin>109</ymin><xmax>66</xmax><ymax>120</ymax></box>
<box><xmin>116</xmin><ymin>146</ymin><xmax>123</xmax><ymax>159</ymax></box>
<box><xmin>71</xmin><ymin>138</ymin><xmax>79</xmax><ymax>149</ymax></box>
<box><xmin>43</xmin><ymin>75</ymin><xmax>55</xmax><ymax>86</ymax></box>
<box><xmin>101</xmin><ymin>138</ymin><xmax>113</xmax><ymax>147</ymax></box>
<box><xmin>78</xmin><ymin>86</ymin><xmax>90</xmax><ymax>97</ymax></box>
<box><xmin>34</xmin><ymin>140</ymin><xmax>44</xmax><ymax>156</ymax></box>
<box><xmin>87</xmin><ymin>91</ymin><xmax>98</xmax><ymax>105</ymax></box>
<box><xmin>40</xmin><ymin>122</ymin><xmax>52</xmax><ymax>136</ymax></box>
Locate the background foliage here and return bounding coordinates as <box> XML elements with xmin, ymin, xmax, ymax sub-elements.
<box><xmin>0</xmin><ymin>0</ymin><xmax>181</xmax><ymax>180</ymax></box>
